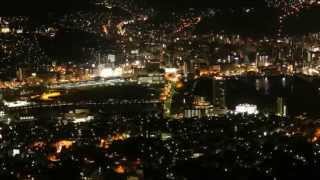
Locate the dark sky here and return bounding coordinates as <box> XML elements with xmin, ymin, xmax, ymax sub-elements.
<box><xmin>0</xmin><ymin>0</ymin><xmax>89</xmax><ymax>14</ymax></box>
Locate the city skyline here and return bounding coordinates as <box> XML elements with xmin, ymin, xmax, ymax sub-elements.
<box><xmin>0</xmin><ymin>0</ymin><xmax>320</xmax><ymax>179</ymax></box>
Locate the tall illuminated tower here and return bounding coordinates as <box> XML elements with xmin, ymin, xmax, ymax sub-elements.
<box><xmin>212</xmin><ymin>77</ymin><xmax>226</xmax><ymax>109</ymax></box>
<box><xmin>276</xmin><ymin>97</ymin><xmax>287</xmax><ymax>117</ymax></box>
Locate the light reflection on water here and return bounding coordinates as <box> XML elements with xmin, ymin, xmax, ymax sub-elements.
<box><xmin>282</xmin><ymin>77</ymin><xmax>286</xmax><ymax>88</ymax></box>
<box><xmin>196</xmin><ymin>76</ymin><xmax>320</xmax><ymax>116</ymax></box>
<box><xmin>263</xmin><ymin>77</ymin><xmax>269</xmax><ymax>95</ymax></box>
<box><xmin>255</xmin><ymin>79</ymin><xmax>260</xmax><ymax>91</ymax></box>
<box><xmin>255</xmin><ymin>76</ymin><xmax>287</xmax><ymax>95</ymax></box>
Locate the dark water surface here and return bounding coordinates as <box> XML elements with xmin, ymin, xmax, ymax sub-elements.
<box><xmin>195</xmin><ymin>76</ymin><xmax>320</xmax><ymax>116</ymax></box>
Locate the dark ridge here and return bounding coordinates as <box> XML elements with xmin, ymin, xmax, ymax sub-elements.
<box><xmin>147</xmin><ymin>0</ymin><xmax>268</xmax><ymax>8</ymax></box>
<box><xmin>284</xmin><ymin>6</ymin><xmax>320</xmax><ymax>35</ymax></box>
<box><xmin>0</xmin><ymin>0</ymin><xmax>95</xmax><ymax>15</ymax></box>
<box><xmin>194</xmin><ymin>8</ymin><xmax>279</xmax><ymax>37</ymax></box>
<box><xmin>0</xmin><ymin>0</ymin><xmax>268</xmax><ymax>15</ymax></box>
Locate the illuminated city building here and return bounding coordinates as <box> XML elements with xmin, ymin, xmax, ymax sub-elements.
<box><xmin>212</xmin><ymin>77</ymin><xmax>226</xmax><ymax>109</ymax></box>
<box><xmin>184</xmin><ymin>109</ymin><xmax>202</xmax><ymax>118</ymax></box>
<box><xmin>182</xmin><ymin>61</ymin><xmax>189</xmax><ymax>77</ymax></box>
<box><xmin>0</xmin><ymin>26</ymin><xmax>10</xmax><ymax>33</ymax></box>
<box><xmin>235</xmin><ymin>104</ymin><xmax>259</xmax><ymax>115</ymax></box>
<box><xmin>3</xmin><ymin>100</ymin><xmax>31</xmax><ymax>108</ymax></box>
<box><xmin>65</xmin><ymin>109</ymin><xmax>94</xmax><ymax>123</ymax></box>
<box><xmin>108</xmin><ymin>54</ymin><xmax>116</xmax><ymax>68</ymax></box>
<box><xmin>16</xmin><ymin>68</ymin><xmax>23</xmax><ymax>82</ymax></box>
<box><xmin>138</xmin><ymin>74</ymin><xmax>164</xmax><ymax>84</ymax></box>
<box><xmin>183</xmin><ymin>96</ymin><xmax>212</xmax><ymax>118</ymax></box>
<box><xmin>276</xmin><ymin>97</ymin><xmax>287</xmax><ymax>117</ymax></box>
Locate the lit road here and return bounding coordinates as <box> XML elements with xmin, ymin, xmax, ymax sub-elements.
<box><xmin>5</xmin><ymin>99</ymin><xmax>162</xmax><ymax>110</ymax></box>
<box><xmin>48</xmin><ymin>78</ymin><xmax>126</xmax><ymax>89</ymax></box>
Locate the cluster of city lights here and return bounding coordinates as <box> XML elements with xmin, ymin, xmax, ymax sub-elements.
<box><xmin>176</xmin><ymin>16</ymin><xmax>202</xmax><ymax>33</ymax></box>
<box><xmin>235</xmin><ymin>104</ymin><xmax>259</xmax><ymax>115</ymax></box>
<box><xmin>99</xmin><ymin>67</ymin><xmax>123</xmax><ymax>78</ymax></box>
<box><xmin>267</xmin><ymin>0</ymin><xmax>320</xmax><ymax>35</ymax></box>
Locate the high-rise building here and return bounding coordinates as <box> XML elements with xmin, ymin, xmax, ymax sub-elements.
<box><xmin>306</xmin><ymin>47</ymin><xmax>320</xmax><ymax>64</ymax></box>
<box><xmin>16</xmin><ymin>68</ymin><xmax>23</xmax><ymax>81</ymax></box>
<box><xmin>107</xmin><ymin>54</ymin><xmax>116</xmax><ymax>68</ymax></box>
<box><xmin>276</xmin><ymin>97</ymin><xmax>287</xmax><ymax>117</ymax></box>
<box><xmin>212</xmin><ymin>77</ymin><xmax>226</xmax><ymax>109</ymax></box>
<box><xmin>182</xmin><ymin>61</ymin><xmax>189</xmax><ymax>77</ymax></box>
